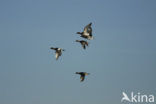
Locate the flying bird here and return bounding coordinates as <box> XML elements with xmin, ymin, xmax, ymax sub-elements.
<box><xmin>75</xmin><ymin>40</ymin><xmax>89</xmax><ymax>49</ymax></box>
<box><xmin>50</xmin><ymin>47</ymin><xmax>65</xmax><ymax>60</ymax></box>
<box><xmin>75</xmin><ymin>72</ymin><xmax>90</xmax><ymax>82</ymax></box>
<box><xmin>77</xmin><ymin>23</ymin><xmax>93</xmax><ymax>40</ymax></box>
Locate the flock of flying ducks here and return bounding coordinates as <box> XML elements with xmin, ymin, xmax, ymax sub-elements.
<box><xmin>50</xmin><ymin>23</ymin><xmax>93</xmax><ymax>82</ymax></box>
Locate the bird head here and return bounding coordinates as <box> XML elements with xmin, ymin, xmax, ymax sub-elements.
<box><xmin>75</xmin><ymin>40</ymin><xmax>80</xmax><ymax>42</ymax></box>
<box><xmin>76</xmin><ymin>32</ymin><xmax>82</xmax><ymax>34</ymax></box>
<box><xmin>75</xmin><ymin>72</ymin><xmax>79</xmax><ymax>74</ymax></box>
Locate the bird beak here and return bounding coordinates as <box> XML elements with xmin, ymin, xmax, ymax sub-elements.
<box><xmin>75</xmin><ymin>40</ymin><xmax>79</xmax><ymax>42</ymax></box>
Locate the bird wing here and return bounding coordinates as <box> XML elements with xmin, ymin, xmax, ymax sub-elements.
<box><xmin>85</xmin><ymin>41</ymin><xmax>89</xmax><ymax>46</ymax></box>
<box><xmin>83</xmin><ymin>23</ymin><xmax>92</xmax><ymax>35</ymax></box>
<box><xmin>56</xmin><ymin>50</ymin><xmax>62</xmax><ymax>60</ymax></box>
<box><xmin>80</xmin><ymin>75</ymin><xmax>85</xmax><ymax>82</ymax></box>
<box><xmin>55</xmin><ymin>52</ymin><xmax>59</xmax><ymax>60</ymax></box>
<box><xmin>82</xmin><ymin>44</ymin><xmax>86</xmax><ymax>49</ymax></box>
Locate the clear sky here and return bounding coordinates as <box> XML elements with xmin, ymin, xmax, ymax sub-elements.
<box><xmin>0</xmin><ymin>0</ymin><xmax>156</xmax><ymax>104</ymax></box>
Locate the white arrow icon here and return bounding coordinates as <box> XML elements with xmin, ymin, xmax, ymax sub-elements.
<box><xmin>121</xmin><ymin>92</ymin><xmax>131</xmax><ymax>102</ymax></box>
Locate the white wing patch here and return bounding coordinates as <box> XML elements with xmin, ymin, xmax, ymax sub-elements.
<box><xmin>83</xmin><ymin>32</ymin><xmax>90</xmax><ymax>36</ymax></box>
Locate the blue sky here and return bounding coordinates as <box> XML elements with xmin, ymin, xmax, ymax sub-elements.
<box><xmin>0</xmin><ymin>0</ymin><xmax>156</xmax><ymax>104</ymax></box>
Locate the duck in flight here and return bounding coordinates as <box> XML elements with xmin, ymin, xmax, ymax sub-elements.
<box><xmin>77</xmin><ymin>23</ymin><xmax>93</xmax><ymax>40</ymax></box>
<box><xmin>75</xmin><ymin>40</ymin><xmax>89</xmax><ymax>49</ymax></box>
<box><xmin>75</xmin><ymin>72</ymin><xmax>90</xmax><ymax>82</ymax></box>
<box><xmin>50</xmin><ymin>47</ymin><xmax>65</xmax><ymax>60</ymax></box>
